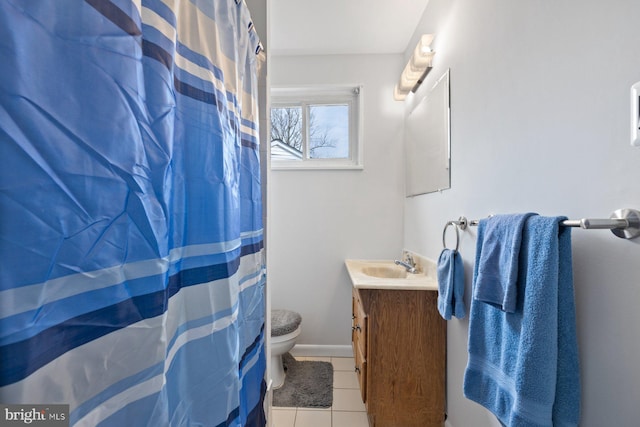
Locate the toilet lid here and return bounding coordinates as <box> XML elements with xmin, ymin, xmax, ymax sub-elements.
<box><xmin>271</xmin><ymin>309</ymin><xmax>302</xmax><ymax>336</ymax></box>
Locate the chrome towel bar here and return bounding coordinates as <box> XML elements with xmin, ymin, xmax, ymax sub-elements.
<box><xmin>448</xmin><ymin>208</ymin><xmax>640</xmax><ymax>240</ymax></box>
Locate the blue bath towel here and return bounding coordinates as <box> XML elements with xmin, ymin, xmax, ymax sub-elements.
<box><xmin>474</xmin><ymin>213</ymin><xmax>536</xmax><ymax>312</ymax></box>
<box><xmin>463</xmin><ymin>215</ymin><xmax>581</xmax><ymax>427</ymax></box>
<box><xmin>437</xmin><ymin>249</ymin><xmax>466</xmax><ymax>320</ymax></box>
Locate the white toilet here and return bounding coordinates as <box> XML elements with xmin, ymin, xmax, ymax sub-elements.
<box><xmin>270</xmin><ymin>309</ymin><xmax>302</xmax><ymax>389</ymax></box>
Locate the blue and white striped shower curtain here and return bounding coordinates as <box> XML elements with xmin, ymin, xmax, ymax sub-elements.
<box><xmin>0</xmin><ymin>0</ymin><xmax>266</xmax><ymax>425</ymax></box>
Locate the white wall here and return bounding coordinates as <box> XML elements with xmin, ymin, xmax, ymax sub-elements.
<box><xmin>269</xmin><ymin>54</ymin><xmax>405</xmax><ymax>346</ymax></box>
<box><xmin>404</xmin><ymin>0</ymin><xmax>640</xmax><ymax>426</ymax></box>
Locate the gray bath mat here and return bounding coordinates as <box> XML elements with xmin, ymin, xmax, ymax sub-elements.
<box><xmin>273</xmin><ymin>353</ymin><xmax>333</xmax><ymax>408</ymax></box>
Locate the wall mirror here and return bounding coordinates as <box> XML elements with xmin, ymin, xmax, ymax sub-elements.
<box><xmin>405</xmin><ymin>69</ymin><xmax>450</xmax><ymax>196</ymax></box>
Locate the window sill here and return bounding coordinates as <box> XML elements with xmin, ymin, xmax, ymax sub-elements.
<box><xmin>270</xmin><ymin>161</ymin><xmax>364</xmax><ymax>171</ymax></box>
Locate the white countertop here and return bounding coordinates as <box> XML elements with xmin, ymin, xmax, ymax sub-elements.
<box><xmin>344</xmin><ymin>259</ymin><xmax>438</xmax><ymax>291</ymax></box>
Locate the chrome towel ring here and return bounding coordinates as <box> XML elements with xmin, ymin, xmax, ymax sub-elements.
<box><xmin>442</xmin><ymin>216</ymin><xmax>468</xmax><ymax>252</ymax></box>
<box><xmin>442</xmin><ymin>221</ymin><xmax>460</xmax><ymax>252</ymax></box>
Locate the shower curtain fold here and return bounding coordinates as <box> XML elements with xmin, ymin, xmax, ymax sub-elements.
<box><xmin>0</xmin><ymin>0</ymin><xmax>266</xmax><ymax>425</ymax></box>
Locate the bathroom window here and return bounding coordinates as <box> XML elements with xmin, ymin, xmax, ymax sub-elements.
<box><xmin>270</xmin><ymin>86</ymin><xmax>363</xmax><ymax>169</ymax></box>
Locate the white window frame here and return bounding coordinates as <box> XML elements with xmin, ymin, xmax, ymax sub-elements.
<box><xmin>270</xmin><ymin>85</ymin><xmax>363</xmax><ymax>170</ymax></box>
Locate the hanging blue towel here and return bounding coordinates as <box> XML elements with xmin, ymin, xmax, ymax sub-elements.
<box><xmin>463</xmin><ymin>215</ymin><xmax>581</xmax><ymax>427</ymax></box>
<box><xmin>437</xmin><ymin>249</ymin><xmax>466</xmax><ymax>320</ymax></box>
<box><xmin>474</xmin><ymin>213</ymin><xmax>536</xmax><ymax>312</ymax></box>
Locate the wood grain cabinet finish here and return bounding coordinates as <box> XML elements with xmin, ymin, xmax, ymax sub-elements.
<box><xmin>351</xmin><ymin>287</ymin><xmax>446</xmax><ymax>427</ymax></box>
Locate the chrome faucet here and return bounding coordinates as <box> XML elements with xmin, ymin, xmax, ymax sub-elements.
<box><xmin>394</xmin><ymin>254</ymin><xmax>417</xmax><ymax>273</ymax></box>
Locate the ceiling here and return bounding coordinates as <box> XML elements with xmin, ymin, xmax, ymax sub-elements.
<box><xmin>269</xmin><ymin>0</ymin><xmax>430</xmax><ymax>56</ymax></box>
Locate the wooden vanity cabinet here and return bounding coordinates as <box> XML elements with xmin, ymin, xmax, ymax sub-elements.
<box><xmin>351</xmin><ymin>287</ymin><xmax>446</xmax><ymax>427</ymax></box>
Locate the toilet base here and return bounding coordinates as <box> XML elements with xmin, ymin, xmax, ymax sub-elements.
<box><xmin>270</xmin><ymin>325</ymin><xmax>301</xmax><ymax>389</ymax></box>
<box><xmin>270</xmin><ymin>354</ymin><xmax>286</xmax><ymax>389</ymax></box>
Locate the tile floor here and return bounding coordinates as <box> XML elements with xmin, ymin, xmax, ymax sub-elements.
<box><xmin>270</xmin><ymin>356</ymin><xmax>369</xmax><ymax>427</ymax></box>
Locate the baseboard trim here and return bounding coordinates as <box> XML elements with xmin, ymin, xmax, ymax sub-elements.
<box><xmin>290</xmin><ymin>344</ymin><xmax>352</xmax><ymax>358</ymax></box>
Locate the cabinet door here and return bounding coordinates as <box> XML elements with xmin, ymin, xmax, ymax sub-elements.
<box><xmin>352</xmin><ymin>290</ymin><xmax>367</xmax><ymax>358</ymax></box>
<box><xmin>351</xmin><ymin>290</ymin><xmax>368</xmax><ymax>403</ymax></box>
<box><xmin>355</xmin><ymin>339</ymin><xmax>367</xmax><ymax>403</ymax></box>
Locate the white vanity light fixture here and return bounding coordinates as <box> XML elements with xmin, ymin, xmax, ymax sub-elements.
<box><xmin>393</xmin><ymin>34</ymin><xmax>435</xmax><ymax>101</ymax></box>
<box><xmin>631</xmin><ymin>81</ymin><xmax>640</xmax><ymax>147</ymax></box>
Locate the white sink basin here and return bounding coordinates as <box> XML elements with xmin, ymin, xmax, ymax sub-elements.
<box><xmin>345</xmin><ymin>259</ymin><xmax>437</xmax><ymax>291</ymax></box>
<box><xmin>361</xmin><ymin>265</ymin><xmax>408</xmax><ymax>279</ymax></box>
